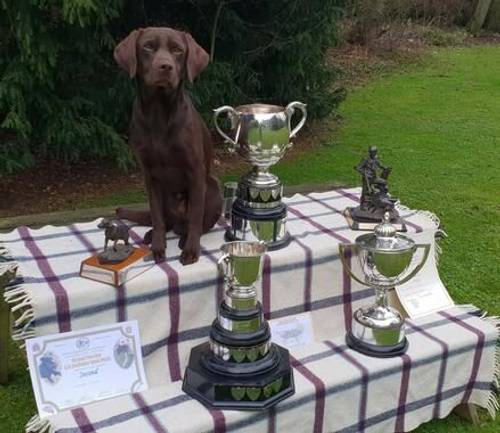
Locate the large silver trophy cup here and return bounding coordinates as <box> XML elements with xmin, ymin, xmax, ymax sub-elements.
<box><xmin>183</xmin><ymin>241</ymin><xmax>294</xmax><ymax>409</ymax></box>
<box><xmin>339</xmin><ymin>213</ymin><xmax>430</xmax><ymax>357</ymax></box>
<box><xmin>214</xmin><ymin>102</ymin><xmax>307</xmax><ymax>249</ymax></box>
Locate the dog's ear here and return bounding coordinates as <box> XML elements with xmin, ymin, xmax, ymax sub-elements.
<box><xmin>114</xmin><ymin>29</ymin><xmax>142</xmax><ymax>78</ymax></box>
<box><xmin>183</xmin><ymin>32</ymin><xmax>209</xmax><ymax>83</ymax></box>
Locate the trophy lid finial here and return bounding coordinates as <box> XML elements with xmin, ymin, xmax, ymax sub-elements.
<box><xmin>375</xmin><ymin>212</ymin><xmax>397</xmax><ymax>238</ymax></box>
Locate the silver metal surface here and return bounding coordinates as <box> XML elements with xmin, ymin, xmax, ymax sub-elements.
<box><xmin>223</xmin><ymin>181</ymin><xmax>238</xmax><ymax>219</ymax></box>
<box><xmin>210</xmin><ymin>340</ymin><xmax>271</xmax><ymax>362</ymax></box>
<box><xmin>339</xmin><ymin>213</ymin><xmax>430</xmax><ymax>351</ymax></box>
<box><xmin>230</xmin><ymin>215</ymin><xmax>287</xmax><ymax>244</ymax></box>
<box><xmin>218</xmin><ymin>313</ymin><xmax>262</xmax><ymax>333</ymax></box>
<box><xmin>214</xmin><ymin>102</ymin><xmax>307</xmax><ymax>169</ymax></box>
<box><xmin>351</xmin><ymin>307</ymin><xmax>405</xmax><ymax>346</ymax></box>
<box><xmin>218</xmin><ymin>241</ymin><xmax>267</xmax><ymax>293</ymax></box>
<box><xmin>214</xmin><ymin>102</ymin><xmax>306</xmax><ymax>246</ymax></box>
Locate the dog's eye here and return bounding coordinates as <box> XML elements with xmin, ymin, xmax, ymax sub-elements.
<box><xmin>143</xmin><ymin>43</ymin><xmax>155</xmax><ymax>52</ymax></box>
<box><xmin>172</xmin><ymin>47</ymin><xmax>184</xmax><ymax>55</ymax></box>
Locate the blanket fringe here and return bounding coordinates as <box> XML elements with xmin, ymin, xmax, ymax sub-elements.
<box><xmin>1</xmin><ymin>246</ymin><xmax>35</xmax><ymax>345</ymax></box>
<box><xmin>26</xmin><ymin>414</ymin><xmax>54</xmax><ymax>433</ymax></box>
<box><xmin>455</xmin><ymin>304</ymin><xmax>500</xmax><ymax>418</ymax></box>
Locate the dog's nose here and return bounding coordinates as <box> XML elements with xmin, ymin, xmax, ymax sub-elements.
<box><xmin>158</xmin><ymin>62</ymin><xmax>173</xmax><ymax>72</ymax></box>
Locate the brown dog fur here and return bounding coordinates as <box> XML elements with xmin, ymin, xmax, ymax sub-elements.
<box><xmin>114</xmin><ymin>27</ymin><xmax>222</xmax><ymax>265</ymax></box>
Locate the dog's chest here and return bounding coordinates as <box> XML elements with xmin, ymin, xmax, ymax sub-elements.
<box><xmin>137</xmin><ymin>139</ymin><xmax>186</xmax><ymax>187</ymax></box>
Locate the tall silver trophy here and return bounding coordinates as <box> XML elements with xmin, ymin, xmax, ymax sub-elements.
<box><xmin>183</xmin><ymin>241</ymin><xmax>294</xmax><ymax>409</ymax></box>
<box><xmin>339</xmin><ymin>213</ymin><xmax>430</xmax><ymax>357</ymax></box>
<box><xmin>214</xmin><ymin>102</ymin><xmax>307</xmax><ymax>249</ymax></box>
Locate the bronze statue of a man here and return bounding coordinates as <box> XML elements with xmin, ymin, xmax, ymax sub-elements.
<box><xmin>346</xmin><ymin>146</ymin><xmax>404</xmax><ymax>230</ymax></box>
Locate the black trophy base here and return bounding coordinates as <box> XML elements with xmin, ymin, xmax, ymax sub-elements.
<box><xmin>346</xmin><ymin>331</ymin><xmax>409</xmax><ymax>358</ymax></box>
<box><xmin>183</xmin><ymin>342</ymin><xmax>295</xmax><ymax>410</ymax></box>
<box><xmin>344</xmin><ymin>207</ymin><xmax>407</xmax><ymax>232</ymax></box>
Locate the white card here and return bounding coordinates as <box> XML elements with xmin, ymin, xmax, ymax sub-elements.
<box><xmin>26</xmin><ymin>321</ymin><xmax>148</xmax><ymax>418</ymax></box>
<box><xmin>269</xmin><ymin>312</ymin><xmax>314</xmax><ymax>349</ymax></box>
<box><xmin>396</xmin><ymin>280</ymin><xmax>454</xmax><ymax>318</ymax></box>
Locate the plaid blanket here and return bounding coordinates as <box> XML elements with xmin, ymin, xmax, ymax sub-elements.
<box><xmin>26</xmin><ymin>308</ymin><xmax>499</xmax><ymax>433</ymax></box>
<box><xmin>1</xmin><ymin>188</ymin><xmax>498</xmax><ymax>432</ymax></box>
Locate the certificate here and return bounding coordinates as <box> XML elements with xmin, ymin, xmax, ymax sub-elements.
<box><xmin>26</xmin><ymin>321</ymin><xmax>148</xmax><ymax>418</ymax></box>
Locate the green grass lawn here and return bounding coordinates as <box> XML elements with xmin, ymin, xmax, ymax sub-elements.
<box><xmin>1</xmin><ymin>44</ymin><xmax>499</xmax><ymax>432</ymax></box>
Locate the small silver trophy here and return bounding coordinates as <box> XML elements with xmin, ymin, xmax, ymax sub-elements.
<box><xmin>183</xmin><ymin>241</ymin><xmax>294</xmax><ymax>409</ymax></box>
<box><xmin>214</xmin><ymin>102</ymin><xmax>307</xmax><ymax>249</ymax></box>
<box><xmin>339</xmin><ymin>213</ymin><xmax>430</xmax><ymax>357</ymax></box>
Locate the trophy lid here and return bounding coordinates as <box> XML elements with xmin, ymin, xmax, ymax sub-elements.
<box><xmin>356</xmin><ymin>212</ymin><xmax>415</xmax><ymax>253</ymax></box>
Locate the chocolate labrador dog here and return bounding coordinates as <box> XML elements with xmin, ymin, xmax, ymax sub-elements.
<box><xmin>114</xmin><ymin>27</ymin><xmax>222</xmax><ymax>265</ymax></box>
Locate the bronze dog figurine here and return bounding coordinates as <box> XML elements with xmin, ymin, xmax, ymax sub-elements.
<box><xmin>114</xmin><ymin>27</ymin><xmax>222</xmax><ymax>265</ymax></box>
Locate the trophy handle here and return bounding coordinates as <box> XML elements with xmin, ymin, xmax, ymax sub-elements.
<box><xmin>217</xmin><ymin>253</ymin><xmax>232</xmax><ymax>284</ymax></box>
<box><xmin>214</xmin><ymin>106</ymin><xmax>239</xmax><ymax>152</ymax></box>
<box><xmin>396</xmin><ymin>243</ymin><xmax>431</xmax><ymax>286</ymax></box>
<box><xmin>286</xmin><ymin>101</ymin><xmax>307</xmax><ymax>139</ymax></box>
<box><xmin>338</xmin><ymin>243</ymin><xmax>369</xmax><ymax>287</ymax></box>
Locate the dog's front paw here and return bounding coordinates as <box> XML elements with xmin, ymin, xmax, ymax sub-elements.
<box><xmin>151</xmin><ymin>234</ymin><xmax>166</xmax><ymax>264</ymax></box>
<box><xmin>180</xmin><ymin>238</ymin><xmax>200</xmax><ymax>266</ymax></box>
<box><xmin>143</xmin><ymin>229</ymin><xmax>153</xmax><ymax>245</ymax></box>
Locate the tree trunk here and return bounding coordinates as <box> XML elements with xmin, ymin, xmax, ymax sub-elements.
<box><xmin>470</xmin><ymin>0</ymin><xmax>493</xmax><ymax>34</ymax></box>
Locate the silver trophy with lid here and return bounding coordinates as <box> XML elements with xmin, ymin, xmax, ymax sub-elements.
<box><xmin>339</xmin><ymin>213</ymin><xmax>430</xmax><ymax>357</ymax></box>
<box><xmin>214</xmin><ymin>102</ymin><xmax>307</xmax><ymax>249</ymax></box>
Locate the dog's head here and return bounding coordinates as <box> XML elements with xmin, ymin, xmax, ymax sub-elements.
<box><xmin>114</xmin><ymin>27</ymin><xmax>209</xmax><ymax>91</ymax></box>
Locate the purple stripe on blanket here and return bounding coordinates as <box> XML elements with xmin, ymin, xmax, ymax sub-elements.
<box><xmin>290</xmin><ymin>354</ymin><xmax>325</xmax><ymax>433</ymax></box>
<box><xmin>292</xmin><ymin>238</ymin><xmax>313</xmax><ymax>312</ymax></box>
<box><xmin>300</xmin><ymin>193</ymin><xmax>354</xmax><ymax>329</ymax></box>
<box><xmin>305</xmin><ymin>193</ymin><xmax>344</xmax><ymax>215</ymax></box>
<box><xmin>268</xmin><ymin>407</ymin><xmax>276</xmax><ymax>433</ymax></box>
<box><xmin>17</xmin><ymin>226</ymin><xmax>71</xmax><ymax>332</ymax></box>
<box><xmin>208</xmin><ymin>408</ymin><xmax>226</xmax><ymax>433</ymax></box>
<box><xmin>132</xmin><ymin>393</ymin><xmax>169</xmax><ymax>433</ymax></box>
<box><xmin>406</xmin><ymin>321</ymin><xmax>449</xmax><ymax>419</ymax></box>
<box><xmin>262</xmin><ymin>255</ymin><xmax>272</xmax><ymax>320</ymax></box>
<box><xmin>287</xmin><ymin>206</ymin><xmax>350</xmax><ymax>243</ymax></box>
<box><xmin>69</xmin><ymin>224</ymin><xmax>98</xmax><ymax>254</ymax></box>
<box><xmin>342</xmin><ymin>247</ymin><xmax>353</xmax><ymax>332</ymax></box>
<box><xmin>395</xmin><ymin>354</ymin><xmax>412</xmax><ymax>432</ymax></box>
<box><xmin>69</xmin><ymin>224</ymin><xmax>128</xmax><ymax>323</ymax></box>
<box><xmin>71</xmin><ymin>407</ymin><xmax>96</xmax><ymax>433</ymax></box>
<box><xmin>439</xmin><ymin>310</ymin><xmax>486</xmax><ymax>405</ymax></box>
<box><xmin>324</xmin><ymin>341</ymin><xmax>369</xmax><ymax>433</ymax></box>
<box><xmin>336</xmin><ymin>188</ymin><xmax>424</xmax><ymax>233</ymax></box>
<box><xmin>159</xmin><ymin>261</ymin><xmax>182</xmax><ymax>382</ymax></box>
<box><xmin>11</xmin><ymin>217</ymin><xmax>351</xmax><ymax>267</ymax></box>
<box><xmin>127</xmin><ymin>228</ymin><xmax>182</xmax><ymax>382</ymax></box>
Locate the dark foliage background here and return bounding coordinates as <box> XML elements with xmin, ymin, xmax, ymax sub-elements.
<box><xmin>0</xmin><ymin>0</ymin><xmax>344</xmax><ymax>173</ymax></box>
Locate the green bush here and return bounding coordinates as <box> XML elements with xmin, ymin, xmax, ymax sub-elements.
<box><xmin>0</xmin><ymin>0</ymin><xmax>344</xmax><ymax>174</ymax></box>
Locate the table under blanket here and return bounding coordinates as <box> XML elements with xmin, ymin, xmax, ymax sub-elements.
<box><xmin>1</xmin><ymin>188</ymin><xmax>440</xmax><ymax>386</ymax></box>
<box><xmin>29</xmin><ymin>308</ymin><xmax>498</xmax><ymax>433</ymax></box>
<box><xmin>1</xmin><ymin>188</ymin><xmax>498</xmax><ymax>433</ymax></box>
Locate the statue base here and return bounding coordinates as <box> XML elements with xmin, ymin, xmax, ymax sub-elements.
<box><xmin>183</xmin><ymin>342</ymin><xmax>294</xmax><ymax>410</ymax></box>
<box><xmin>344</xmin><ymin>207</ymin><xmax>407</xmax><ymax>232</ymax></box>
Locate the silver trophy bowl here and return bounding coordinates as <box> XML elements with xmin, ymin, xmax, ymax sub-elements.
<box><xmin>339</xmin><ymin>213</ymin><xmax>430</xmax><ymax>357</ymax></box>
<box><xmin>214</xmin><ymin>102</ymin><xmax>307</xmax><ymax>169</ymax></box>
<box><xmin>214</xmin><ymin>102</ymin><xmax>307</xmax><ymax>249</ymax></box>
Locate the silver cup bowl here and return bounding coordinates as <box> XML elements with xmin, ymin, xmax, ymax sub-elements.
<box><xmin>218</xmin><ymin>241</ymin><xmax>267</xmax><ymax>289</ymax></box>
<box><xmin>214</xmin><ymin>102</ymin><xmax>307</xmax><ymax>169</ymax></box>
